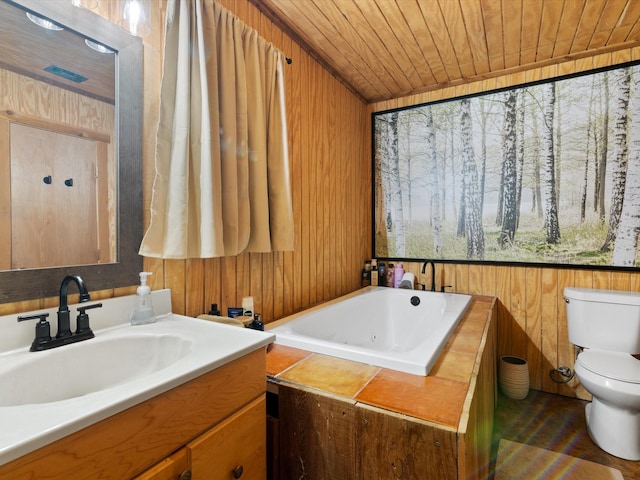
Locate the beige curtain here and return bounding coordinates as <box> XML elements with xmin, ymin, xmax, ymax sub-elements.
<box><xmin>139</xmin><ymin>0</ymin><xmax>294</xmax><ymax>259</ymax></box>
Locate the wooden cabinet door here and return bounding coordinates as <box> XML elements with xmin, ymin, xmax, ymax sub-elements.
<box><xmin>189</xmin><ymin>395</ymin><xmax>267</xmax><ymax>480</ymax></box>
<box><xmin>10</xmin><ymin>123</ymin><xmax>101</xmax><ymax>268</ymax></box>
<box><xmin>132</xmin><ymin>448</ymin><xmax>189</xmax><ymax>480</ymax></box>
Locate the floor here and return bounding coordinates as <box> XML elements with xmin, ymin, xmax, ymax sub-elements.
<box><xmin>490</xmin><ymin>390</ymin><xmax>640</xmax><ymax>479</ymax></box>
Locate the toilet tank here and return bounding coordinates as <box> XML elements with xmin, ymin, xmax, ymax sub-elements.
<box><xmin>564</xmin><ymin>287</ymin><xmax>640</xmax><ymax>353</ymax></box>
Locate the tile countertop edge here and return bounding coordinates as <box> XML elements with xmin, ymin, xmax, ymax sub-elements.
<box><xmin>456</xmin><ymin>296</ymin><xmax>497</xmax><ymax>434</ymax></box>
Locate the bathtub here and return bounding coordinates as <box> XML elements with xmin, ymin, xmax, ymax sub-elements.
<box><xmin>268</xmin><ymin>286</ymin><xmax>472</xmax><ymax>376</ymax></box>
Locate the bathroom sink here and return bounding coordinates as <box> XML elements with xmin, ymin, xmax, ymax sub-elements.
<box><xmin>0</xmin><ymin>292</ymin><xmax>275</xmax><ymax>467</ymax></box>
<box><xmin>0</xmin><ymin>333</ymin><xmax>193</xmax><ymax>406</ymax></box>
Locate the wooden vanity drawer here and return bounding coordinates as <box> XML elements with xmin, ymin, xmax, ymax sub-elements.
<box><xmin>190</xmin><ymin>395</ymin><xmax>266</xmax><ymax>479</ymax></box>
<box><xmin>133</xmin><ymin>448</ymin><xmax>189</xmax><ymax>480</ymax></box>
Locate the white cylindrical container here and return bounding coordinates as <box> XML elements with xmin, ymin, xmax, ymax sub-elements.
<box><xmin>499</xmin><ymin>355</ymin><xmax>529</xmax><ymax>400</ymax></box>
<box><xmin>398</xmin><ymin>272</ymin><xmax>415</xmax><ymax>289</ymax></box>
<box><xmin>242</xmin><ymin>296</ymin><xmax>254</xmax><ymax>317</ymax></box>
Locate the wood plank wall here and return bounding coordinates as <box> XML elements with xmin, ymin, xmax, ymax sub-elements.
<box><xmin>141</xmin><ymin>0</ymin><xmax>371</xmax><ymax>321</ymax></box>
<box><xmin>370</xmin><ymin>47</ymin><xmax>640</xmax><ymax>399</ymax></box>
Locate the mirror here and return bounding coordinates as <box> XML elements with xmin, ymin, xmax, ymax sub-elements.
<box><xmin>0</xmin><ymin>0</ymin><xmax>142</xmax><ymax>303</ymax></box>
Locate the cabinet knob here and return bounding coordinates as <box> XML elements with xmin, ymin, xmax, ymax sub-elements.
<box><xmin>232</xmin><ymin>465</ymin><xmax>244</xmax><ymax>478</ymax></box>
<box><xmin>178</xmin><ymin>470</ymin><xmax>192</xmax><ymax>480</ymax></box>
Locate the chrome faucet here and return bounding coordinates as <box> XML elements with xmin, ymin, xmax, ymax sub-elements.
<box><xmin>421</xmin><ymin>261</ymin><xmax>436</xmax><ymax>292</ymax></box>
<box><xmin>57</xmin><ymin>275</ymin><xmax>91</xmax><ymax>338</ymax></box>
<box><xmin>17</xmin><ymin>275</ymin><xmax>101</xmax><ymax>351</ymax></box>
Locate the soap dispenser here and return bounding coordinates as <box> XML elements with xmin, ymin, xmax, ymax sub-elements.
<box><xmin>130</xmin><ymin>272</ymin><xmax>156</xmax><ymax>325</ymax></box>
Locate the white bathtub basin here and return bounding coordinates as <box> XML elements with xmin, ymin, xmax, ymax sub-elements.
<box><xmin>269</xmin><ymin>286</ymin><xmax>472</xmax><ymax>376</ymax></box>
<box><xmin>0</xmin><ymin>333</ymin><xmax>193</xmax><ymax>407</ymax></box>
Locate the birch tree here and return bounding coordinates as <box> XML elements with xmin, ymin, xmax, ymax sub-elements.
<box><xmin>460</xmin><ymin>98</ymin><xmax>485</xmax><ymax>258</ymax></box>
<box><xmin>542</xmin><ymin>83</ymin><xmax>560</xmax><ymax>244</ymax></box>
<box><xmin>456</xmin><ymin>101</ymin><xmax>466</xmax><ymax>237</ymax></box>
<box><xmin>515</xmin><ymin>89</ymin><xmax>525</xmax><ymax>228</ymax></box>
<box><xmin>403</xmin><ymin>114</ymin><xmax>414</xmax><ymax>223</ymax></box>
<box><xmin>388</xmin><ymin>111</ymin><xmax>406</xmax><ymax>256</ymax></box>
<box><xmin>479</xmin><ymin>98</ymin><xmax>490</xmax><ymax>219</ymax></box>
<box><xmin>613</xmin><ymin>68</ymin><xmax>640</xmax><ymax>265</ymax></box>
<box><xmin>595</xmin><ymin>72</ymin><xmax>609</xmax><ymax>221</ymax></box>
<box><xmin>424</xmin><ymin>107</ymin><xmax>442</xmax><ymax>254</ymax></box>
<box><xmin>555</xmin><ymin>83</ymin><xmax>563</xmax><ymax>202</ymax></box>
<box><xmin>581</xmin><ymin>81</ymin><xmax>597</xmax><ymax>222</ymax></box>
<box><xmin>601</xmin><ymin>67</ymin><xmax>631</xmax><ymax>252</ymax></box>
<box><xmin>499</xmin><ymin>90</ymin><xmax>518</xmax><ymax>247</ymax></box>
<box><xmin>374</xmin><ymin>118</ymin><xmax>388</xmax><ymax>252</ymax></box>
<box><xmin>531</xmin><ymin>107</ymin><xmax>542</xmax><ymax>218</ymax></box>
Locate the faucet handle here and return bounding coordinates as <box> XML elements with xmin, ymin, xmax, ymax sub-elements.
<box><xmin>76</xmin><ymin>303</ymin><xmax>102</xmax><ymax>336</ymax></box>
<box><xmin>18</xmin><ymin>313</ymin><xmax>52</xmax><ymax>351</ymax></box>
<box><xmin>77</xmin><ymin>303</ymin><xmax>103</xmax><ymax>314</ymax></box>
<box><xmin>440</xmin><ymin>285</ymin><xmax>453</xmax><ymax>293</ymax></box>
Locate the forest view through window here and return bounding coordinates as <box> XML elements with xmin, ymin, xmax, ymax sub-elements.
<box><xmin>373</xmin><ymin>61</ymin><xmax>640</xmax><ymax>268</ymax></box>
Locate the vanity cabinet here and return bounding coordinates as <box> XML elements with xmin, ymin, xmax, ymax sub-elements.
<box><xmin>0</xmin><ymin>348</ymin><xmax>268</xmax><ymax>480</ymax></box>
<box><xmin>136</xmin><ymin>396</ymin><xmax>266</xmax><ymax>480</ymax></box>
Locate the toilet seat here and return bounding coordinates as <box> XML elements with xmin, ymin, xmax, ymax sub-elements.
<box><xmin>578</xmin><ymin>350</ymin><xmax>640</xmax><ymax>383</ymax></box>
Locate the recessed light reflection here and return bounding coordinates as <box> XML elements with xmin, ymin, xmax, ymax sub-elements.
<box><xmin>26</xmin><ymin>12</ymin><xmax>63</xmax><ymax>31</ymax></box>
<box><xmin>85</xmin><ymin>39</ymin><xmax>115</xmax><ymax>54</ymax></box>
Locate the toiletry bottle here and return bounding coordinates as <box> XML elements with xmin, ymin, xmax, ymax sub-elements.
<box><xmin>378</xmin><ymin>262</ymin><xmax>386</xmax><ymax>286</ymax></box>
<box><xmin>208</xmin><ymin>303</ymin><xmax>221</xmax><ymax>316</ymax></box>
<box><xmin>130</xmin><ymin>272</ymin><xmax>156</xmax><ymax>325</ymax></box>
<box><xmin>361</xmin><ymin>260</ymin><xmax>371</xmax><ymax>287</ymax></box>
<box><xmin>248</xmin><ymin>313</ymin><xmax>264</xmax><ymax>331</ymax></box>
<box><xmin>386</xmin><ymin>263</ymin><xmax>395</xmax><ymax>287</ymax></box>
<box><xmin>371</xmin><ymin>259</ymin><xmax>378</xmax><ymax>286</ymax></box>
<box><xmin>394</xmin><ymin>263</ymin><xmax>404</xmax><ymax>288</ymax></box>
<box><xmin>242</xmin><ymin>296</ymin><xmax>254</xmax><ymax>318</ymax></box>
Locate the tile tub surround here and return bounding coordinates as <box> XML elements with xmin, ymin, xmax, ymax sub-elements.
<box><xmin>267</xmin><ymin>295</ymin><xmax>495</xmax><ymax>428</ymax></box>
<box><xmin>266</xmin><ymin>295</ymin><xmax>497</xmax><ymax>479</ymax></box>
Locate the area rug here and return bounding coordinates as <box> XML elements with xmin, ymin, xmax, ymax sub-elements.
<box><xmin>495</xmin><ymin>439</ymin><xmax>625</xmax><ymax>479</ymax></box>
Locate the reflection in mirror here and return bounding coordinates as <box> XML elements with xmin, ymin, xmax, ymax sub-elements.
<box><xmin>0</xmin><ymin>0</ymin><xmax>115</xmax><ymax>270</ymax></box>
<box><xmin>0</xmin><ymin>0</ymin><xmax>142</xmax><ymax>302</ymax></box>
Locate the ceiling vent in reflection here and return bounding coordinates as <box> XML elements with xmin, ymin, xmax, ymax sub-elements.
<box><xmin>44</xmin><ymin>65</ymin><xmax>88</xmax><ymax>83</ymax></box>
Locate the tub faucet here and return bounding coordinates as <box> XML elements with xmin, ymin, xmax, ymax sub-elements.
<box><xmin>421</xmin><ymin>261</ymin><xmax>436</xmax><ymax>292</ymax></box>
<box><xmin>57</xmin><ymin>275</ymin><xmax>91</xmax><ymax>339</ymax></box>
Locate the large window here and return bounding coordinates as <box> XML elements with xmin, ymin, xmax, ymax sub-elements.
<box><xmin>373</xmin><ymin>61</ymin><xmax>640</xmax><ymax>268</ymax></box>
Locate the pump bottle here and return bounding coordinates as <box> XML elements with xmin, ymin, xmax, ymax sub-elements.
<box><xmin>130</xmin><ymin>272</ymin><xmax>156</xmax><ymax>325</ymax></box>
<box><xmin>394</xmin><ymin>263</ymin><xmax>404</xmax><ymax>288</ymax></box>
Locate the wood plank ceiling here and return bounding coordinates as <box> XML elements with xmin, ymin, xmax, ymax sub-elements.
<box><xmin>252</xmin><ymin>0</ymin><xmax>640</xmax><ymax>103</ymax></box>
<box><xmin>0</xmin><ymin>1</ymin><xmax>115</xmax><ymax>104</ymax></box>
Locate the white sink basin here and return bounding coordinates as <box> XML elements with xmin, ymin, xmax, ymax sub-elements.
<box><xmin>0</xmin><ymin>297</ymin><xmax>275</xmax><ymax>467</ymax></box>
<box><xmin>0</xmin><ymin>333</ymin><xmax>193</xmax><ymax>406</ymax></box>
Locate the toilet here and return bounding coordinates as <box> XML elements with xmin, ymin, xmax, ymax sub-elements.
<box><xmin>564</xmin><ymin>287</ymin><xmax>640</xmax><ymax>460</ymax></box>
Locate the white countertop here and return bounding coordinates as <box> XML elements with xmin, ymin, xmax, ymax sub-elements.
<box><xmin>0</xmin><ymin>290</ymin><xmax>274</xmax><ymax>466</ymax></box>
